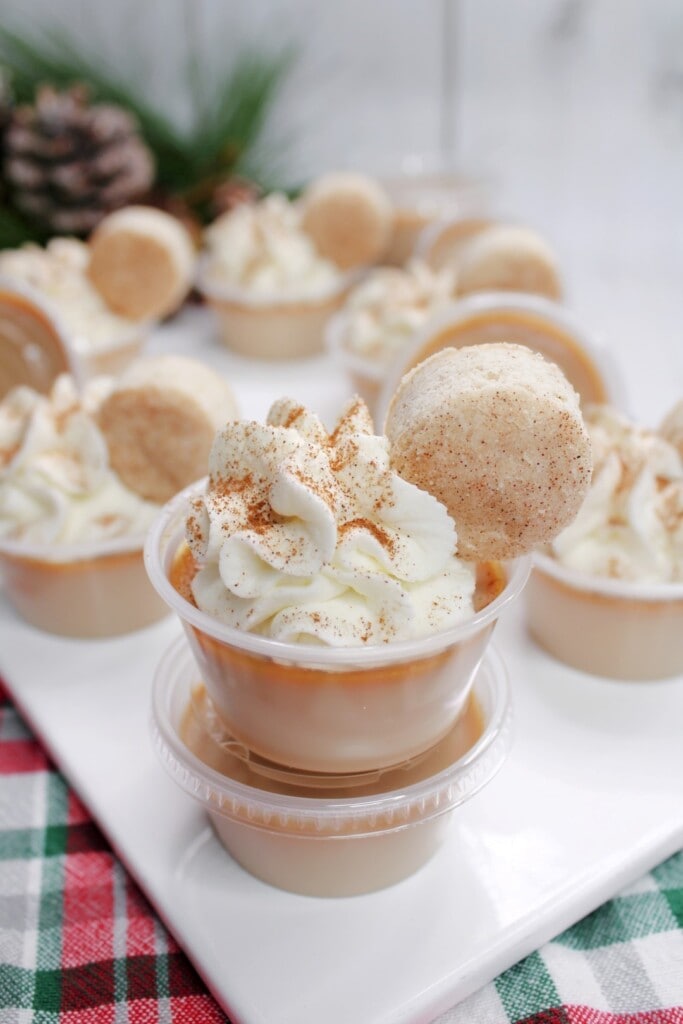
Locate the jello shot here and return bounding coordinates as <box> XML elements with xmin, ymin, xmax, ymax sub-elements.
<box><xmin>0</xmin><ymin>355</ymin><xmax>236</xmax><ymax>638</ymax></box>
<box><xmin>376</xmin><ymin>292</ymin><xmax>618</xmax><ymax>423</ymax></box>
<box><xmin>527</xmin><ymin>404</ymin><xmax>683</xmax><ymax>680</ymax></box>
<box><xmin>0</xmin><ymin>279</ymin><xmax>74</xmax><ymax>400</ymax></box>
<box><xmin>325</xmin><ymin>260</ymin><xmax>457</xmax><ymax>413</ymax></box>
<box><xmin>145</xmin><ymin>396</ymin><xmax>529</xmax><ymax>773</ymax></box>
<box><xmin>0</xmin><ymin>374</ymin><xmax>165</xmax><ymax>636</ymax></box>
<box><xmin>379</xmin><ymin>167</ymin><xmax>493</xmax><ymax>267</ymax></box>
<box><xmin>198</xmin><ymin>193</ymin><xmax>360</xmax><ymax>359</ymax></box>
<box><xmin>150</xmin><ymin>636</ymin><xmax>513</xmax><ymax>896</ymax></box>
<box><xmin>0</xmin><ymin>239</ymin><xmax>151</xmax><ymax>381</ymax></box>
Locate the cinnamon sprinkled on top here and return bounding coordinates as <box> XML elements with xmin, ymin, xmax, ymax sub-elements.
<box><xmin>185</xmin><ymin>394</ymin><xmax>476</xmax><ymax>644</ymax></box>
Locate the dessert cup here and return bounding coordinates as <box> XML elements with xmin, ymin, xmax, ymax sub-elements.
<box><xmin>378</xmin><ymin>169</ymin><xmax>493</xmax><ymax>267</ymax></box>
<box><xmin>145</xmin><ymin>481</ymin><xmax>529</xmax><ymax>774</ymax></box>
<box><xmin>324</xmin><ymin>308</ymin><xmax>387</xmax><ymax>414</ymax></box>
<box><xmin>415</xmin><ymin>214</ymin><xmax>495</xmax><ymax>272</ymax></box>
<box><xmin>150</xmin><ymin>635</ymin><xmax>513</xmax><ymax>896</ymax></box>
<box><xmin>0</xmin><ymin>277</ymin><xmax>151</xmax><ymax>392</ymax></box>
<box><xmin>70</xmin><ymin>323</ymin><xmax>149</xmax><ymax>381</ymax></box>
<box><xmin>0</xmin><ymin>532</ymin><xmax>169</xmax><ymax>638</ymax></box>
<box><xmin>197</xmin><ymin>261</ymin><xmax>360</xmax><ymax>360</ymax></box>
<box><xmin>376</xmin><ymin>292</ymin><xmax>620</xmax><ymax>423</ymax></box>
<box><xmin>0</xmin><ymin>280</ymin><xmax>74</xmax><ymax>399</ymax></box>
<box><xmin>526</xmin><ymin>552</ymin><xmax>683</xmax><ymax>681</ymax></box>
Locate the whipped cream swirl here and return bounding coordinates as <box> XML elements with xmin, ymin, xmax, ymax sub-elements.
<box><xmin>0</xmin><ymin>238</ymin><xmax>139</xmax><ymax>353</ymax></box>
<box><xmin>0</xmin><ymin>375</ymin><xmax>159</xmax><ymax>544</ymax></box>
<box><xmin>551</xmin><ymin>405</ymin><xmax>683</xmax><ymax>582</ymax></box>
<box><xmin>340</xmin><ymin>261</ymin><xmax>456</xmax><ymax>367</ymax></box>
<box><xmin>203</xmin><ymin>194</ymin><xmax>341</xmax><ymax>299</ymax></box>
<box><xmin>186</xmin><ymin>397</ymin><xmax>475</xmax><ymax>644</ymax></box>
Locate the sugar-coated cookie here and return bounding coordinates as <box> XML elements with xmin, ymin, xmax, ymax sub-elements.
<box><xmin>98</xmin><ymin>355</ymin><xmax>237</xmax><ymax>503</ymax></box>
<box><xmin>456</xmin><ymin>225</ymin><xmax>562</xmax><ymax>300</ymax></box>
<box><xmin>88</xmin><ymin>206</ymin><xmax>196</xmax><ymax>321</ymax></box>
<box><xmin>385</xmin><ymin>343</ymin><xmax>592</xmax><ymax>561</ymax></box>
<box><xmin>300</xmin><ymin>173</ymin><xmax>393</xmax><ymax>270</ymax></box>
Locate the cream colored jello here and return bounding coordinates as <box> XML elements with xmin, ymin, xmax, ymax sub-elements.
<box><xmin>527</xmin><ymin>404</ymin><xmax>683</xmax><ymax>679</ymax></box>
<box><xmin>145</xmin><ymin>396</ymin><xmax>528</xmax><ymax>773</ymax></box>
<box><xmin>151</xmin><ymin>635</ymin><xmax>513</xmax><ymax>896</ymax></box>
<box><xmin>0</xmin><ymin>239</ymin><xmax>147</xmax><ymax>379</ymax></box>
<box><xmin>326</xmin><ymin>261</ymin><xmax>457</xmax><ymax>410</ymax></box>
<box><xmin>199</xmin><ymin>193</ymin><xmax>357</xmax><ymax>359</ymax></box>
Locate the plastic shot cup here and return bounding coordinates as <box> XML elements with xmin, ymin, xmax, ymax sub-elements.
<box><xmin>0</xmin><ymin>277</ymin><xmax>151</xmax><ymax>394</ymax></box>
<box><xmin>150</xmin><ymin>635</ymin><xmax>513</xmax><ymax>896</ymax></box>
<box><xmin>324</xmin><ymin>307</ymin><xmax>389</xmax><ymax>417</ymax></box>
<box><xmin>0</xmin><ymin>280</ymin><xmax>74</xmax><ymax>400</ymax></box>
<box><xmin>375</xmin><ymin>291</ymin><xmax>621</xmax><ymax>425</ymax></box>
<box><xmin>0</xmin><ymin>532</ymin><xmax>169</xmax><ymax>638</ymax></box>
<box><xmin>196</xmin><ymin>258</ymin><xmax>360</xmax><ymax>361</ymax></box>
<box><xmin>145</xmin><ymin>481</ymin><xmax>529</xmax><ymax>774</ymax></box>
<box><xmin>378</xmin><ymin>167</ymin><xmax>493</xmax><ymax>267</ymax></box>
<box><xmin>526</xmin><ymin>551</ymin><xmax>683</xmax><ymax>681</ymax></box>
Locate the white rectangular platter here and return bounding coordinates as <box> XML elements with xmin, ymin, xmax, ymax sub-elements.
<box><xmin>2</xmin><ymin>309</ymin><xmax>683</xmax><ymax>1024</ymax></box>
<box><xmin>3</xmin><ymin>577</ymin><xmax>683</xmax><ymax>1024</ymax></box>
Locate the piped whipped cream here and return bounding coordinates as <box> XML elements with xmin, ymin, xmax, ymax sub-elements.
<box><xmin>0</xmin><ymin>374</ymin><xmax>159</xmax><ymax>544</ymax></box>
<box><xmin>186</xmin><ymin>397</ymin><xmax>476</xmax><ymax>644</ymax></box>
<box><xmin>339</xmin><ymin>261</ymin><xmax>456</xmax><ymax>367</ymax></box>
<box><xmin>0</xmin><ymin>239</ymin><xmax>140</xmax><ymax>354</ymax></box>
<box><xmin>551</xmin><ymin>404</ymin><xmax>683</xmax><ymax>582</ymax></box>
<box><xmin>202</xmin><ymin>193</ymin><xmax>342</xmax><ymax>299</ymax></box>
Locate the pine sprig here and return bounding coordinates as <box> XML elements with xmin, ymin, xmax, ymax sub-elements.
<box><xmin>0</xmin><ymin>23</ymin><xmax>295</xmax><ymax>241</ymax></box>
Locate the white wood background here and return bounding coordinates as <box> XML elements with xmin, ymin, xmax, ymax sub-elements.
<box><xmin>2</xmin><ymin>0</ymin><xmax>682</xmax><ymax>417</ymax></box>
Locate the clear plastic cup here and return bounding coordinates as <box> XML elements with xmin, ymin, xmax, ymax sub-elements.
<box><xmin>0</xmin><ymin>532</ymin><xmax>169</xmax><ymax>638</ymax></box>
<box><xmin>526</xmin><ymin>551</ymin><xmax>683</xmax><ymax>681</ymax></box>
<box><xmin>378</xmin><ymin>168</ymin><xmax>494</xmax><ymax>267</ymax></box>
<box><xmin>324</xmin><ymin>308</ymin><xmax>388</xmax><ymax>416</ymax></box>
<box><xmin>144</xmin><ymin>481</ymin><xmax>529</xmax><ymax>774</ymax></box>
<box><xmin>70</xmin><ymin>324</ymin><xmax>148</xmax><ymax>381</ymax></box>
<box><xmin>0</xmin><ymin>277</ymin><xmax>151</xmax><ymax>393</ymax></box>
<box><xmin>196</xmin><ymin>259</ymin><xmax>360</xmax><ymax>360</ymax></box>
<box><xmin>414</xmin><ymin>214</ymin><xmax>496</xmax><ymax>272</ymax></box>
<box><xmin>150</xmin><ymin>635</ymin><xmax>512</xmax><ymax>896</ymax></box>
<box><xmin>375</xmin><ymin>292</ymin><xmax>623</xmax><ymax>424</ymax></box>
<box><xmin>0</xmin><ymin>279</ymin><xmax>74</xmax><ymax>399</ymax></box>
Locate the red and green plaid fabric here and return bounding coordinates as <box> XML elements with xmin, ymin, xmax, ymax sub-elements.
<box><xmin>1</xmin><ymin>677</ymin><xmax>682</xmax><ymax>1023</ymax></box>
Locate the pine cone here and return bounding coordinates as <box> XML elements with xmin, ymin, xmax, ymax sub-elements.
<box><xmin>3</xmin><ymin>84</ymin><xmax>155</xmax><ymax>235</ymax></box>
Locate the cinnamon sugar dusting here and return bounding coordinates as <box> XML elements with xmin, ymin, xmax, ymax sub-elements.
<box><xmin>185</xmin><ymin>395</ymin><xmax>477</xmax><ymax>643</ymax></box>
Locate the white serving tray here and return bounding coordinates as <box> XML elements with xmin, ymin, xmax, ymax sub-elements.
<box><xmin>2</xmin><ymin>308</ymin><xmax>683</xmax><ymax>1024</ymax></box>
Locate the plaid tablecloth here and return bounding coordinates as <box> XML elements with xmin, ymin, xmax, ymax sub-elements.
<box><xmin>1</xmin><ymin>678</ymin><xmax>682</xmax><ymax>1024</ymax></box>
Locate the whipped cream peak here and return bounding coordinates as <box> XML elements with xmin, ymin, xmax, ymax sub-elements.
<box><xmin>0</xmin><ymin>239</ymin><xmax>141</xmax><ymax>352</ymax></box>
<box><xmin>187</xmin><ymin>397</ymin><xmax>474</xmax><ymax>644</ymax></box>
<box><xmin>0</xmin><ymin>373</ymin><xmax>158</xmax><ymax>544</ymax></box>
<box><xmin>552</xmin><ymin>404</ymin><xmax>683</xmax><ymax>582</ymax></box>
<box><xmin>339</xmin><ymin>260</ymin><xmax>457</xmax><ymax>367</ymax></box>
<box><xmin>203</xmin><ymin>193</ymin><xmax>342</xmax><ymax>299</ymax></box>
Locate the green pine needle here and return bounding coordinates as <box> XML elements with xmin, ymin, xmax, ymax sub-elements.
<box><xmin>0</xmin><ymin>22</ymin><xmax>296</xmax><ymax>232</ymax></box>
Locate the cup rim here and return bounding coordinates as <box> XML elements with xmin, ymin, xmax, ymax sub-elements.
<box><xmin>324</xmin><ymin>307</ymin><xmax>388</xmax><ymax>382</ymax></box>
<box><xmin>194</xmin><ymin>252</ymin><xmax>365</xmax><ymax>309</ymax></box>
<box><xmin>532</xmin><ymin>549</ymin><xmax>683</xmax><ymax>602</ymax></box>
<box><xmin>149</xmin><ymin>634</ymin><xmax>513</xmax><ymax>830</ymax></box>
<box><xmin>144</xmin><ymin>479</ymin><xmax>531</xmax><ymax>668</ymax></box>
<box><xmin>0</xmin><ymin>529</ymin><xmax>147</xmax><ymax>563</ymax></box>
<box><xmin>0</xmin><ymin>274</ymin><xmax>150</xmax><ymax>362</ymax></box>
<box><xmin>374</xmin><ymin>291</ymin><xmax>627</xmax><ymax>426</ymax></box>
